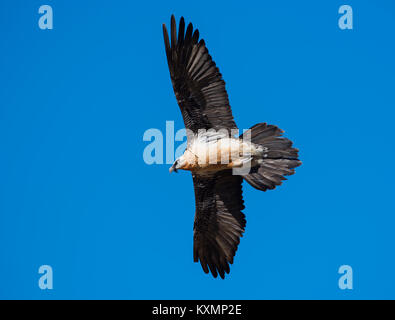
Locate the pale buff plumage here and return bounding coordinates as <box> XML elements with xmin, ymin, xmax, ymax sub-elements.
<box><xmin>176</xmin><ymin>136</ymin><xmax>266</xmax><ymax>174</ymax></box>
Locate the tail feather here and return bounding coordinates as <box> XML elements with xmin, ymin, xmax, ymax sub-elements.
<box><xmin>241</xmin><ymin>123</ymin><xmax>301</xmax><ymax>191</ymax></box>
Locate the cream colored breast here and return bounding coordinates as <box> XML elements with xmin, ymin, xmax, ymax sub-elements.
<box><xmin>187</xmin><ymin>137</ymin><xmax>258</xmax><ymax>170</ymax></box>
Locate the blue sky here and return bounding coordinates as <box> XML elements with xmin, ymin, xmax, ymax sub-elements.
<box><xmin>0</xmin><ymin>0</ymin><xmax>394</xmax><ymax>299</ymax></box>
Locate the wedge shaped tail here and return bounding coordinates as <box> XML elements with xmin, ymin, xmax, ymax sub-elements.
<box><xmin>240</xmin><ymin>123</ymin><xmax>301</xmax><ymax>191</ymax></box>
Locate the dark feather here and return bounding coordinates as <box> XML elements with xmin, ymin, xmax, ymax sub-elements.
<box><xmin>192</xmin><ymin>171</ymin><xmax>245</xmax><ymax>279</ymax></box>
<box><xmin>163</xmin><ymin>15</ymin><xmax>238</xmax><ymax>139</ymax></box>
<box><xmin>241</xmin><ymin>123</ymin><xmax>301</xmax><ymax>191</ymax></box>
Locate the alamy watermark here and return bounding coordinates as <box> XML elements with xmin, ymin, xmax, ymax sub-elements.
<box><xmin>38</xmin><ymin>265</ymin><xmax>53</xmax><ymax>290</ymax></box>
<box><xmin>338</xmin><ymin>265</ymin><xmax>353</xmax><ymax>290</ymax></box>
<box><xmin>38</xmin><ymin>5</ymin><xmax>53</xmax><ymax>30</ymax></box>
<box><xmin>338</xmin><ymin>5</ymin><xmax>353</xmax><ymax>30</ymax></box>
<box><xmin>142</xmin><ymin>121</ymin><xmax>254</xmax><ymax>175</ymax></box>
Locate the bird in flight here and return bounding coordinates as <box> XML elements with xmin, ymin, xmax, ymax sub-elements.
<box><xmin>163</xmin><ymin>15</ymin><xmax>301</xmax><ymax>279</ymax></box>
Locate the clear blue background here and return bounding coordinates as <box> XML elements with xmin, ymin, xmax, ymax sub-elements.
<box><xmin>1</xmin><ymin>0</ymin><xmax>394</xmax><ymax>299</ymax></box>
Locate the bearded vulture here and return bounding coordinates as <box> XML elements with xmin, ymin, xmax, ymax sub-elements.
<box><xmin>163</xmin><ymin>15</ymin><xmax>301</xmax><ymax>279</ymax></box>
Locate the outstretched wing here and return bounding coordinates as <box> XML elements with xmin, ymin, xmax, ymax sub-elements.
<box><xmin>163</xmin><ymin>15</ymin><xmax>238</xmax><ymax>138</ymax></box>
<box><xmin>192</xmin><ymin>171</ymin><xmax>246</xmax><ymax>279</ymax></box>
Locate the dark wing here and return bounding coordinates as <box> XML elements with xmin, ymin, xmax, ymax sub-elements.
<box><xmin>192</xmin><ymin>171</ymin><xmax>246</xmax><ymax>279</ymax></box>
<box><xmin>163</xmin><ymin>15</ymin><xmax>238</xmax><ymax>138</ymax></box>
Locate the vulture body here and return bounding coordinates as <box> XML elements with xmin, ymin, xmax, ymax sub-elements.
<box><xmin>163</xmin><ymin>15</ymin><xmax>301</xmax><ymax>279</ymax></box>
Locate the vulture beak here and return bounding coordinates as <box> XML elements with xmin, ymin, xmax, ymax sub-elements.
<box><xmin>169</xmin><ymin>161</ymin><xmax>178</xmax><ymax>173</ymax></box>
